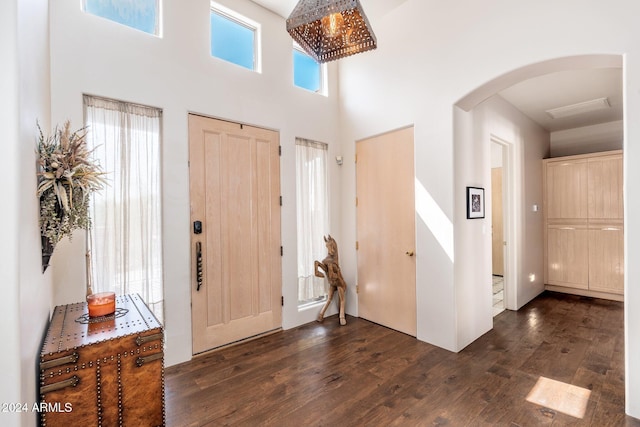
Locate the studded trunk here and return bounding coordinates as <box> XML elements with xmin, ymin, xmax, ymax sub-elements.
<box><xmin>39</xmin><ymin>294</ymin><xmax>165</xmax><ymax>427</ymax></box>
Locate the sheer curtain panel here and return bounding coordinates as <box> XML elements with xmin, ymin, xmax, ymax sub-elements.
<box><xmin>84</xmin><ymin>95</ymin><xmax>164</xmax><ymax>322</ymax></box>
<box><xmin>296</xmin><ymin>138</ymin><xmax>329</xmax><ymax>305</ymax></box>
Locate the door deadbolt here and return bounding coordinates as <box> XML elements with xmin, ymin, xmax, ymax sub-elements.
<box><xmin>193</xmin><ymin>220</ymin><xmax>202</xmax><ymax>234</ymax></box>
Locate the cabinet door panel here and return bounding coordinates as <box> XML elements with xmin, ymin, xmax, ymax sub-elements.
<box><xmin>546</xmin><ymin>225</ymin><xmax>589</xmax><ymax>289</ymax></box>
<box><xmin>588</xmin><ymin>155</ymin><xmax>623</xmax><ymax>220</ymax></box>
<box><xmin>588</xmin><ymin>225</ymin><xmax>624</xmax><ymax>294</ymax></box>
<box><xmin>546</xmin><ymin>160</ymin><xmax>588</xmax><ymax>220</ymax></box>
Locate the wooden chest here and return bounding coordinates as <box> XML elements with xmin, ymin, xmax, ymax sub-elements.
<box><xmin>39</xmin><ymin>294</ymin><xmax>165</xmax><ymax>427</ymax></box>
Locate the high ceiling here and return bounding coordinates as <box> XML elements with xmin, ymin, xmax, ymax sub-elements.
<box><xmin>499</xmin><ymin>67</ymin><xmax>622</xmax><ymax>132</ymax></box>
<box><xmin>250</xmin><ymin>0</ymin><xmax>409</xmax><ymax>21</ymax></box>
<box><xmin>250</xmin><ymin>0</ymin><xmax>302</xmax><ymax>19</ymax></box>
<box><xmin>251</xmin><ymin>1</ymin><xmax>623</xmax><ymax>134</ymax></box>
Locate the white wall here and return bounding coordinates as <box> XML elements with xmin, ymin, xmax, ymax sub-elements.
<box><xmin>337</xmin><ymin>0</ymin><xmax>640</xmax><ymax>417</ymax></box>
<box><xmin>0</xmin><ymin>1</ymin><xmax>23</xmax><ymax>425</ymax></box>
<box><xmin>49</xmin><ymin>0</ymin><xmax>342</xmax><ymax>367</ymax></box>
<box><xmin>17</xmin><ymin>0</ymin><xmax>54</xmax><ymax>422</ymax></box>
<box><xmin>0</xmin><ymin>0</ymin><xmax>53</xmax><ymax>426</ymax></box>
<box><xmin>551</xmin><ymin>120</ymin><xmax>623</xmax><ymax>157</ymax></box>
<box><xmin>478</xmin><ymin>95</ymin><xmax>549</xmax><ymax>310</ymax></box>
<box><xmin>491</xmin><ymin>143</ymin><xmax>503</xmax><ymax>168</ymax></box>
<box><xmin>624</xmin><ymin>48</ymin><xmax>640</xmax><ymax>419</ymax></box>
<box><xmin>453</xmin><ymin>95</ymin><xmax>549</xmax><ymax>349</ymax></box>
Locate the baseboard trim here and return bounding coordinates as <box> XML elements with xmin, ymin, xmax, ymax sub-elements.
<box><xmin>544</xmin><ymin>285</ymin><xmax>624</xmax><ymax>302</ymax></box>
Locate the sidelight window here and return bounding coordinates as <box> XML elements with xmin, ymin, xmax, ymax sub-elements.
<box><xmin>296</xmin><ymin>138</ymin><xmax>329</xmax><ymax>307</ymax></box>
<box><xmin>84</xmin><ymin>95</ymin><xmax>164</xmax><ymax>322</ymax></box>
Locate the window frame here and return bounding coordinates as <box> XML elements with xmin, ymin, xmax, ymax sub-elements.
<box><xmin>210</xmin><ymin>2</ymin><xmax>262</xmax><ymax>72</ymax></box>
<box><xmin>293</xmin><ymin>42</ymin><xmax>327</xmax><ymax>95</ymax></box>
<box><xmin>82</xmin><ymin>0</ymin><xmax>162</xmax><ymax>37</ymax></box>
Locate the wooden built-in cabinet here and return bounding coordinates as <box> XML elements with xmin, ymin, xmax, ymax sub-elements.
<box><xmin>543</xmin><ymin>150</ymin><xmax>624</xmax><ymax>300</ymax></box>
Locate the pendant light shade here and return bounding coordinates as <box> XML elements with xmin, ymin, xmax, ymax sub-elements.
<box><xmin>286</xmin><ymin>0</ymin><xmax>377</xmax><ymax>63</ymax></box>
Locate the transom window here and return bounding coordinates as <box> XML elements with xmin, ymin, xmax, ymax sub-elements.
<box><xmin>293</xmin><ymin>43</ymin><xmax>324</xmax><ymax>93</ymax></box>
<box><xmin>210</xmin><ymin>3</ymin><xmax>261</xmax><ymax>72</ymax></box>
<box><xmin>83</xmin><ymin>0</ymin><xmax>161</xmax><ymax>36</ymax></box>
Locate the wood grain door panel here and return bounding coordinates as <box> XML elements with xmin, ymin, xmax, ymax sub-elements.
<box><xmin>546</xmin><ymin>160</ymin><xmax>588</xmax><ymax>220</ymax></box>
<box><xmin>356</xmin><ymin>127</ymin><xmax>416</xmax><ymax>337</ymax></box>
<box><xmin>491</xmin><ymin>167</ymin><xmax>504</xmax><ymax>276</ymax></box>
<box><xmin>189</xmin><ymin>115</ymin><xmax>281</xmax><ymax>354</ymax></box>
<box><xmin>588</xmin><ymin>224</ymin><xmax>624</xmax><ymax>294</ymax></box>
<box><xmin>546</xmin><ymin>224</ymin><xmax>589</xmax><ymax>289</ymax></box>
<box><xmin>588</xmin><ymin>155</ymin><xmax>623</xmax><ymax>220</ymax></box>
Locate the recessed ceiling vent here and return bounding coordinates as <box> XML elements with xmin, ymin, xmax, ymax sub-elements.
<box><xmin>545</xmin><ymin>97</ymin><xmax>611</xmax><ymax>119</ymax></box>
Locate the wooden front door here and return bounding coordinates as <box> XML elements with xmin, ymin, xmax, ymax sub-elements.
<box><xmin>188</xmin><ymin>114</ymin><xmax>282</xmax><ymax>354</ymax></box>
<box><xmin>356</xmin><ymin>126</ymin><xmax>416</xmax><ymax>336</ymax></box>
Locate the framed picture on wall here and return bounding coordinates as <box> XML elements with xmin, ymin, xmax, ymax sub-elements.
<box><xmin>466</xmin><ymin>186</ymin><xmax>485</xmax><ymax>219</ymax></box>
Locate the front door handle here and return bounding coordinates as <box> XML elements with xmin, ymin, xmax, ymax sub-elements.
<box><xmin>196</xmin><ymin>241</ymin><xmax>203</xmax><ymax>291</ymax></box>
<box><xmin>406</xmin><ymin>251</ymin><xmax>415</xmax><ymax>257</ymax></box>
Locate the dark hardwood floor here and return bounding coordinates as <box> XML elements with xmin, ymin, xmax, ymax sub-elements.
<box><xmin>165</xmin><ymin>292</ymin><xmax>640</xmax><ymax>426</ymax></box>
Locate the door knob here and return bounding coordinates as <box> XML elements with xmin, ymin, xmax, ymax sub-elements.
<box><xmin>406</xmin><ymin>251</ymin><xmax>414</xmax><ymax>257</ymax></box>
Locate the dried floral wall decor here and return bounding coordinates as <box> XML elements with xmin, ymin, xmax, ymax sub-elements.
<box><xmin>37</xmin><ymin>121</ymin><xmax>105</xmax><ymax>272</ymax></box>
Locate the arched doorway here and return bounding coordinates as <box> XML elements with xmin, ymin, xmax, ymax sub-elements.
<box><xmin>454</xmin><ymin>53</ymin><xmax>623</xmax><ymax>311</ymax></box>
<box><xmin>452</xmin><ymin>52</ymin><xmax>629</xmax><ymax>413</ymax></box>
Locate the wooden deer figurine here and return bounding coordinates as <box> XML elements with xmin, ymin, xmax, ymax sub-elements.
<box><xmin>314</xmin><ymin>235</ymin><xmax>347</xmax><ymax>326</ymax></box>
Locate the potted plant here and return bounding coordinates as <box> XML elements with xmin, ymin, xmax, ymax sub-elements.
<box><xmin>37</xmin><ymin>121</ymin><xmax>105</xmax><ymax>272</ymax></box>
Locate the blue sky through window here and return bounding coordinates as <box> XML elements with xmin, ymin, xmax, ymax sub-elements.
<box><xmin>294</xmin><ymin>49</ymin><xmax>321</xmax><ymax>93</ymax></box>
<box><xmin>210</xmin><ymin>11</ymin><xmax>255</xmax><ymax>70</ymax></box>
<box><xmin>84</xmin><ymin>0</ymin><xmax>158</xmax><ymax>35</ymax></box>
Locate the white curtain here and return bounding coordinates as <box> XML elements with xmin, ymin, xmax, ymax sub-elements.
<box><xmin>84</xmin><ymin>95</ymin><xmax>164</xmax><ymax>322</ymax></box>
<box><xmin>296</xmin><ymin>138</ymin><xmax>329</xmax><ymax>304</ymax></box>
